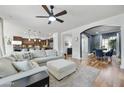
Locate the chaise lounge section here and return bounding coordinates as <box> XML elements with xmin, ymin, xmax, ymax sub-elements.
<box><xmin>0</xmin><ymin>49</ymin><xmax>63</xmax><ymax>86</ymax></box>
<box><xmin>0</xmin><ymin>56</ymin><xmax>48</xmax><ymax>87</ymax></box>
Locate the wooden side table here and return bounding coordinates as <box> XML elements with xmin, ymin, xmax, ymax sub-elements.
<box><xmin>64</xmin><ymin>53</ymin><xmax>67</xmax><ymax>59</ymax></box>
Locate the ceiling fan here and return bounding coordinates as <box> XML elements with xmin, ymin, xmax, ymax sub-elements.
<box><xmin>36</xmin><ymin>5</ymin><xmax>67</xmax><ymax>24</ymax></box>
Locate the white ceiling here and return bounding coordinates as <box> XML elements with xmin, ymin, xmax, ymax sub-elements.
<box><xmin>0</xmin><ymin>5</ymin><xmax>124</xmax><ymax>35</ymax></box>
<box><xmin>86</xmin><ymin>25</ymin><xmax>120</xmax><ymax>35</ymax></box>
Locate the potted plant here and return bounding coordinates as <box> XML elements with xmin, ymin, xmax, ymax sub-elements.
<box><xmin>108</xmin><ymin>39</ymin><xmax>116</xmax><ymax>49</ymax></box>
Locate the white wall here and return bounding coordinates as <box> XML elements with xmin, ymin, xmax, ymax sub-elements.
<box><xmin>53</xmin><ymin>32</ymin><xmax>61</xmax><ymax>55</ymax></box>
<box><xmin>61</xmin><ymin>13</ymin><xmax>124</xmax><ymax>69</ymax></box>
<box><xmin>116</xmin><ymin>33</ymin><xmax>120</xmax><ymax>57</ymax></box>
<box><xmin>3</xmin><ymin>19</ymin><xmax>28</xmax><ymax>55</ymax></box>
<box><xmin>0</xmin><ymin>18</ymin><xmax>3</xmax><ymax>56</ymax></box>
<box><xmin>81</xmin><ymin>34</ymin><xmax>88</xmax><ymax>58</ymax></box>
<box><xmin>120</xmin><ymin>26</ymin><xmax>124</xmax><ymax>69</ymax></box>
<box><xmin>63</xmin><ymin>35</ymin><xmax>72</xmax><ymax>53</ymax></box>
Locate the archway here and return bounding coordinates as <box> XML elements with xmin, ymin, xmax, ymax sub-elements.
<box><xmin>80</xmin><ymin>25</ymin><xmax>121</xmax><ymax>59</ymax></box>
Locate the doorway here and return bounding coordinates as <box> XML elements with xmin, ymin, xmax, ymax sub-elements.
<box><xmin>63</xmin><ymin>34</ymin><xmax>72</xmax><ymax>56</ymax></box>
<box><xmin>80</xmin><ymin>25</ymin><xmax>121</xmax><ymax>59</ymax></box>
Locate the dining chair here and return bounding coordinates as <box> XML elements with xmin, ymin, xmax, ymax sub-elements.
<box><xmin>105</xmin><ymin>49</ymin><xmax>113</xmax><ymax>61</ymax></box>
<box><xmin>95</xmin><ymin>49</ymin><xmax>104</xmax><ymax>60</ymax></box>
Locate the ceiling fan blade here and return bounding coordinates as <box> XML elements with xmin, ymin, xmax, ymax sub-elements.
<box><xmin>48</xmin><ymin>21</ymin><xmax>51</xmax><ymax>24</ymax></box>
<box><xmin>36</xmin><ymin>16</ymin><xmax>49</xmax><ymax>18</ymax></box>
<box><xmin>42</xmin><ymin>5</ymin><xmax>51</xmax><ymax>15</ymax></box>
<box><xmin>55</xmin><ymin>10</ymin><xmax>67</xmax><ymax>17</ymax></box>
<box><xmin>56</xmin><ymin>18</ymin><xmax>64</xmax><ymax>23</ymax></box>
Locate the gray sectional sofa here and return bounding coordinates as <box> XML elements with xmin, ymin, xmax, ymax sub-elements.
<box><xmin>0</xmin><ymin>49</ymin><xmax>63</xmax><ymax>86</ymax></box>
<box><xmin>30</xmin><ymin>50</ymin><xmax>63</xmax><ymax>65</ymax></box>
<box><xmin>11</xmin><ymin>49</ymin><xmax>63</xmax><ymax>65</ymax></box>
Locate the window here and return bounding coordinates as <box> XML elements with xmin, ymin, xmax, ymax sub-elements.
<box><xmin>102</xmin><ymin>36</ymin><xmax>117</xmax><ymax>50</ymax></box>
<box><xmin>102</xmin><ymin>38</ymin><xmax>109</xmax><ymax>49</ymax></box>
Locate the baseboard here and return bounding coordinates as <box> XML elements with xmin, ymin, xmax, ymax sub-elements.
<box><xmin>120</xmin><ymin>65</ymin><xmax>124</xmax><ymax>69</ymax></box>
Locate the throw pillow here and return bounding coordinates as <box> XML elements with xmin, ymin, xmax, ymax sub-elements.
<box><xmin>31</xmin><ymin>61</ymin><xmax>39</xmax><ymax>68</ymax></box>
<box><xmin>31</xmin><ymin>50</ymin><xmax>46</xmax><ymax>58</ymax></box>
<box><xmin>23</xmin><ymin>52</ymin><xmax>32</xmax><ymax>60</ymax></box>
<box><xmin>0</xmin><ymin>57</ymin><xmax>18</xmax><ymax>78</ymax></box>
<box><xmin>46</xmin><ymin>50</ymin><xmax>57</xmax><ymax>57</ymax></box>
<box><xmin>11</xmin><ymin>53</ymin><xmax>24</xmax><ymax>61</ymax></box>
<box><xmin>12</xmin><ymin>61</ymin><xmax>33</xmax><ymax>72</ymax></box>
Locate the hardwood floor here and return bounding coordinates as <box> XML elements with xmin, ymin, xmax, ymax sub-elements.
<box><xmin>67</xmin><ymin>55</ymin><xmax>124</xmax><ymax>87</ymax></box>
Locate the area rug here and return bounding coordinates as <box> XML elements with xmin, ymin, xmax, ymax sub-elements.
<box><xmin>49</xmin><ymin>65</ymin><xmax>100</xmax><ymax>87</ymax></box>
<box><xmin>87</xmin><ymin>54</ymin><xmax>109</xmax><ymax>69</ymax></box>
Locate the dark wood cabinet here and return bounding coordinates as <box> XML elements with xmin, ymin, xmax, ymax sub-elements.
<box><xmin>13</xmin><ymin>36</ymin><xmax>53</xmax><ymax>51</ymax></box>
<box><xmin>67</xmin><ymin>48</ymin><xmax>72</xmax><ymax>55</ymax></box>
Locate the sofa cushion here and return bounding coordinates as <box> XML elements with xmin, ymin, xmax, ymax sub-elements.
<box><xmin>31</xmin><ymin>61</ymin><xmax>40</xmax><ymax>68</ymax></box>
<box><xmin>31</xmin><ymin>57</ymin><xmax>52</xmax><ymax>64</ymax></box>
<box><xmin>0</xmin><ymin>66</ymin><xmax>48</xmax><ymax>86</ymax></box>
<box><xmin>23</xmin><ymin>52</ymin><xmax>33</xmax><ymax>60</ymax></box>
<box><xmin>31</xmin><ymin>56</ymin><xmax>63</xmax><ymax>64</ymax></box>
<box><xmin>11</xmin><ymin>52</ymin><xmax>34</xmax><ymax>61</ymax></box>
<box><xmin>3</xmin><ymin>56</ymin><xmax>16</xmax><ymax>62</ymax></box>
<box><xmin>45</xmin><ymin>50</ymin><xmax>57</xmax><ymax>57</ymax></box>
<box><xmin>12</xmin><ymin>61</ymin><xmax>33</xmax><ymax>72</ymax></box>
<box><xmin>31</xmin><ymin>50</ymin><xmax>46</xmax><ymax>58</ymax></box>
<box><xmin>11</xmin><ymin>52</ymin><xmax>24</xmax><ymax>61</ymax></box>
<box><xmin>0</xmin><ymin>57</ymin><xmax>18</xmax><ymax>78</ymax></box>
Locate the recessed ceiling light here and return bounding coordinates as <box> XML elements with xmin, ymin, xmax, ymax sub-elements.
<box><xmin>34</xmin><ymin>39</ymin><xmax>36</xmax><ymax>42</ymax></box>
<box><xmin>49</xmin><ymin>33</ymin><xmax>52</xmax><ymax>36</ymax></box>
<box><xmin>28</xmin><ymin>38</ymin><xmax>31</xmax><ymax>41</ymax></box>
<box><xmin>96</xmin><ymin>32</ymin><xmax>99</xmax><ymax>34</ymax></box>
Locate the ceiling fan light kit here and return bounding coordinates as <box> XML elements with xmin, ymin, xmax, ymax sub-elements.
<box><xmin>36</xmin><ymin>5</ymin><xmax>67</xmax><ymax>24</ymax></box>
<box><xmin>34</xmin><ymin>39</ymin><xmax>36</xmax><ymax>42</ymax></box>
<box><xmin>48</xmin><ymin>16</ymin><xmax>56</xmax><ymax>22</ymax></box>
<box><xmin>28</xmin><ymin>38</ymin><xmax>31</xmax><ymax>41</ymax></box>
